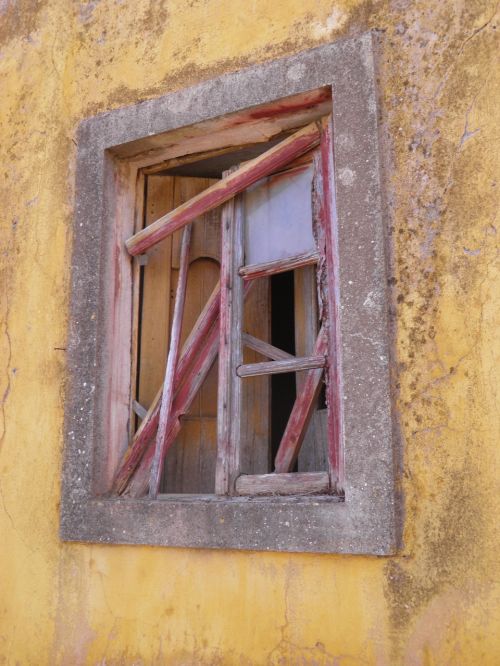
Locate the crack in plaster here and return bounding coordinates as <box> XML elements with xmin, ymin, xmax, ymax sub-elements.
<box><xmin>432</xmin><ymin>3</ymin><xmax>499</xmax><ymax>102</ymax></box>
<box><xmin>0</xmin><ymin>298</ymin><xmax>12</xmax><ymax>451</ymax></box>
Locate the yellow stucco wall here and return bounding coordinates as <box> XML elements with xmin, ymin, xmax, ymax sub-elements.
<box><xmin>0</xmin><ymin>1</ymin><xmax>499</xmax><ymax>663</ymax></box>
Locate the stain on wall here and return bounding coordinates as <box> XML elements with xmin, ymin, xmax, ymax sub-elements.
<box><xmin>0</xmin><ymin>0</ymin><xmax>498</xmax><ymax>664</ymax></box>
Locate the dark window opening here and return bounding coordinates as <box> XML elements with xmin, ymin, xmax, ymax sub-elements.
<box><xmin>270</xmin><ymin>271</ymin><xmax>296</xmax><ymax>466</ymax></box>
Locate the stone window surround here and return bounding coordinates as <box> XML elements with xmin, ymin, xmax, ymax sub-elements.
<box><xmin>61</xmin><ymin>32</ymin><xmax>400</xmax><ymax>554</ymax></box>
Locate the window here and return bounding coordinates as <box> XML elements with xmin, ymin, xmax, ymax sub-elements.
<box><xmin>112</xmin><ymin>118</ymin><xmax>343</xmax><ymax>502</ymax></box>
<box><xmin>61</xmin><ymin>34</ymin><xmax>399</xmax><ymax>554</ymax></box>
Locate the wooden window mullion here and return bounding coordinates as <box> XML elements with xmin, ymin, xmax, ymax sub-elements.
<box><xmin>215</xmin><ymin>184</ymin><xmax>244</xmax><ymax>495</ymax></box>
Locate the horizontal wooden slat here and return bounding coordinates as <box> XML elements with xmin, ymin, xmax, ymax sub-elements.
<box><xmin>235</xmin><ymin>471</ymin><xmax>329</xmax><ymax>496</ymax></box>
<box><xmin>239</xmin><ymin>250</ymin><xmax>319</xmax><ymax>280</ymax></box>
<box><xmin>125</xmin><ymin>121</ymin><xmax>321</xmax><ymax>256</ymax></box>
<box><xmin>241</xmin><ymin>333</ymin><xmax>294</xmax><ymax>361</ymax></box>
<box><xmin>237</xmin><ymin>355</ymin><xmax>325</xmax><ymax>378</ymax></box>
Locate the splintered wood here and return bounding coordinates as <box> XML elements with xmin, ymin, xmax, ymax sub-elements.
<box><xmin>125</xmin><ymin>122</ymin><xmax>321</xmax><ymax>256</ymax></box>
<box><xmin>317</xmin><ymin>118</ymin><xmax>344</xmax><ymax>492</ymax></box>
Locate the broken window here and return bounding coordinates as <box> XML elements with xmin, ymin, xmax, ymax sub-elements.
<box><xmin>112</xmin><ymin>117</ymin><xmax>344</xmax><ymax>500</ymax></box>
<box><xmin>62</xmin><ymin>36</ymin><xmax>398</xmax><ymax>553</ymax></box>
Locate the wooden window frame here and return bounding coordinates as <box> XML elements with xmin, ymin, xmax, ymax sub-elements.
<box><xmin>61</xmin><ymin>33</ymin><xmax>400</xmax><ymax>554</ymax></box>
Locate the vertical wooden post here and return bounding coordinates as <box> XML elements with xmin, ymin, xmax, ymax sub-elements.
<box><xmin>129</xmin><ymin>169</ymin><xmax>146</xmax><ymax>439</ymax></box>
<box><xmin>294</xmin><ymin>265</ymin><xmax>328</xmax><ymax>472</ymax></box>
<box><xmin>149</xmin><ymin>223</ymin><xmax>192</xmax><ymax>498</ymax></box>
<box><xmin>317</xmin><ymin>116</ymin><xmax>345</xmax><ymax>493</ymax></box>
<box><xmin>216</xmin><ymin>176</ymin><xmax>244</xmax><ymax>495</ymax></box>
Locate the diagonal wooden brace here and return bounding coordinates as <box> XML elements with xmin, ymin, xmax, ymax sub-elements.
<box><xmin>273</xmin><ymin>326</ymin><xmax>328</xmax><ymax>474</ymax></box>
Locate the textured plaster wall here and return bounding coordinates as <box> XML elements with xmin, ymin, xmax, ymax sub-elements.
<box><xmin>0</xmin><ymin>0</ymin><xmax>498</xmax><ymax>664</ymax></box>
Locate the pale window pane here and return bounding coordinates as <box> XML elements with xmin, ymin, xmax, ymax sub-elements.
<box><xmin>244</xmin><ymin>164</ymin><xmax>315</xmax><ymax>265</ymax></box>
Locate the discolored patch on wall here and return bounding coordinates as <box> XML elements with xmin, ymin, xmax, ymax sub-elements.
<box><xmin>0</xmin><ymin>0</ymin><xmax>48</xmax><ymax>44</ymax></box>
<box><xmin>384</xmin><ymin>453</ymin><xmax>488</xmax><ymax>658</ymax></box>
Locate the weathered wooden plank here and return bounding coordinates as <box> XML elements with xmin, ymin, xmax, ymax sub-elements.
<box><xmin>163</xmin><ymin>177</ymin><xmax>221</xmax><ymax>494</ymax></box>
<box><xmin>112</xmin><ymin>284</ymin><xmax>219</xmax><ymax>495</ymax></box>
<box><xmin>269</xmin><ymin>148</ymin><xmax>316</xmax><ymax>176</ymax></box>
<box><xmin>136</xmin><ymin>176</ymin><xmax>174</xmax><ymax>411</ymax></box>
<box><xmin>237</xmin><ymin>354</ymin><xmax>325</xmax><ymax>378</ymax></box>
<box><xmin>118</xmin><ymin>88</ymin><xmax>331</xmax><ymax>168</ymax></box>
<box><xmin>317</xmin><ymin>117</ymin><xmax>345</xmax><ymax>492</ymax></box>
<box><xmin>125</xmin><ymin>122</ymin><xmax>321</xmax><ymax>256</ymax></box>
<box><xmin>294</xmin><ymin>264</ymin><xmax>327</xmax><ymax>472</ymax></box>
<box><xmin>239</xmin><ymin>250</ymin><xmax>319</xmax><ymax>280</ymax></box>
<box><xmin>129</xmin><ymin>169</ymin><xmax>146</xmax><ymax>437</ymax></box>
<box><xmin>235</xmin><ymin>471</ymin><xmax>329</xmax><ymax>496</ymax></box>
<box><xmin>240</xmin><ymin>277</ymin><xmax>271</xmax><ymax>476</ymax></box>
<box><xmin>163</xmin><ymin>260</ymin><xmax>220</xmax><ymax>493</ymax></box>
<box><xmin>132</xmin><ymin>400</ymin><xmax>148</xmax><ymax>420</ymax></box>
<box><xmin>149</xmin><ymin>224</ymin><xmax>192</xmax><ymax>498</ymax></box>
<box><xmin>242</xmin><ymin>333</ymin><xmax>294</xmax><ymax>361</ymax></box>
<box><xmin>215</xmin><ymin>176</ymin><xmax>244</xmax><ymax>495</ymax></box>
<box><xmin>102</xmin><ymin>162</ymin><xmax>137</xmax><ymax>491</ymax></box>
<box><xmin>274</xmin><ymin>327</ymin><xmax>328</xmax><ymax>474</ymax></box>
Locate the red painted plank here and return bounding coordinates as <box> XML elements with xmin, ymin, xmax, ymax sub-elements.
<box><xmin>318</xmin><ymin>116</ymin><xmax>345</xmax><ymax>492</ymax></box>
<box><xmin>274</xmin><ymin>327</ymin><xmax>327</xmax><ymax>474</ymax></box>
<box><xmin>125</xmin><ymin>122</ymin><xmax>321</xmax><ymax>256</ymax></box>
<box><xmin>149</xmin><ymin>224</ymin><xmax>192</xmax><ymax>498</ymax></box>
